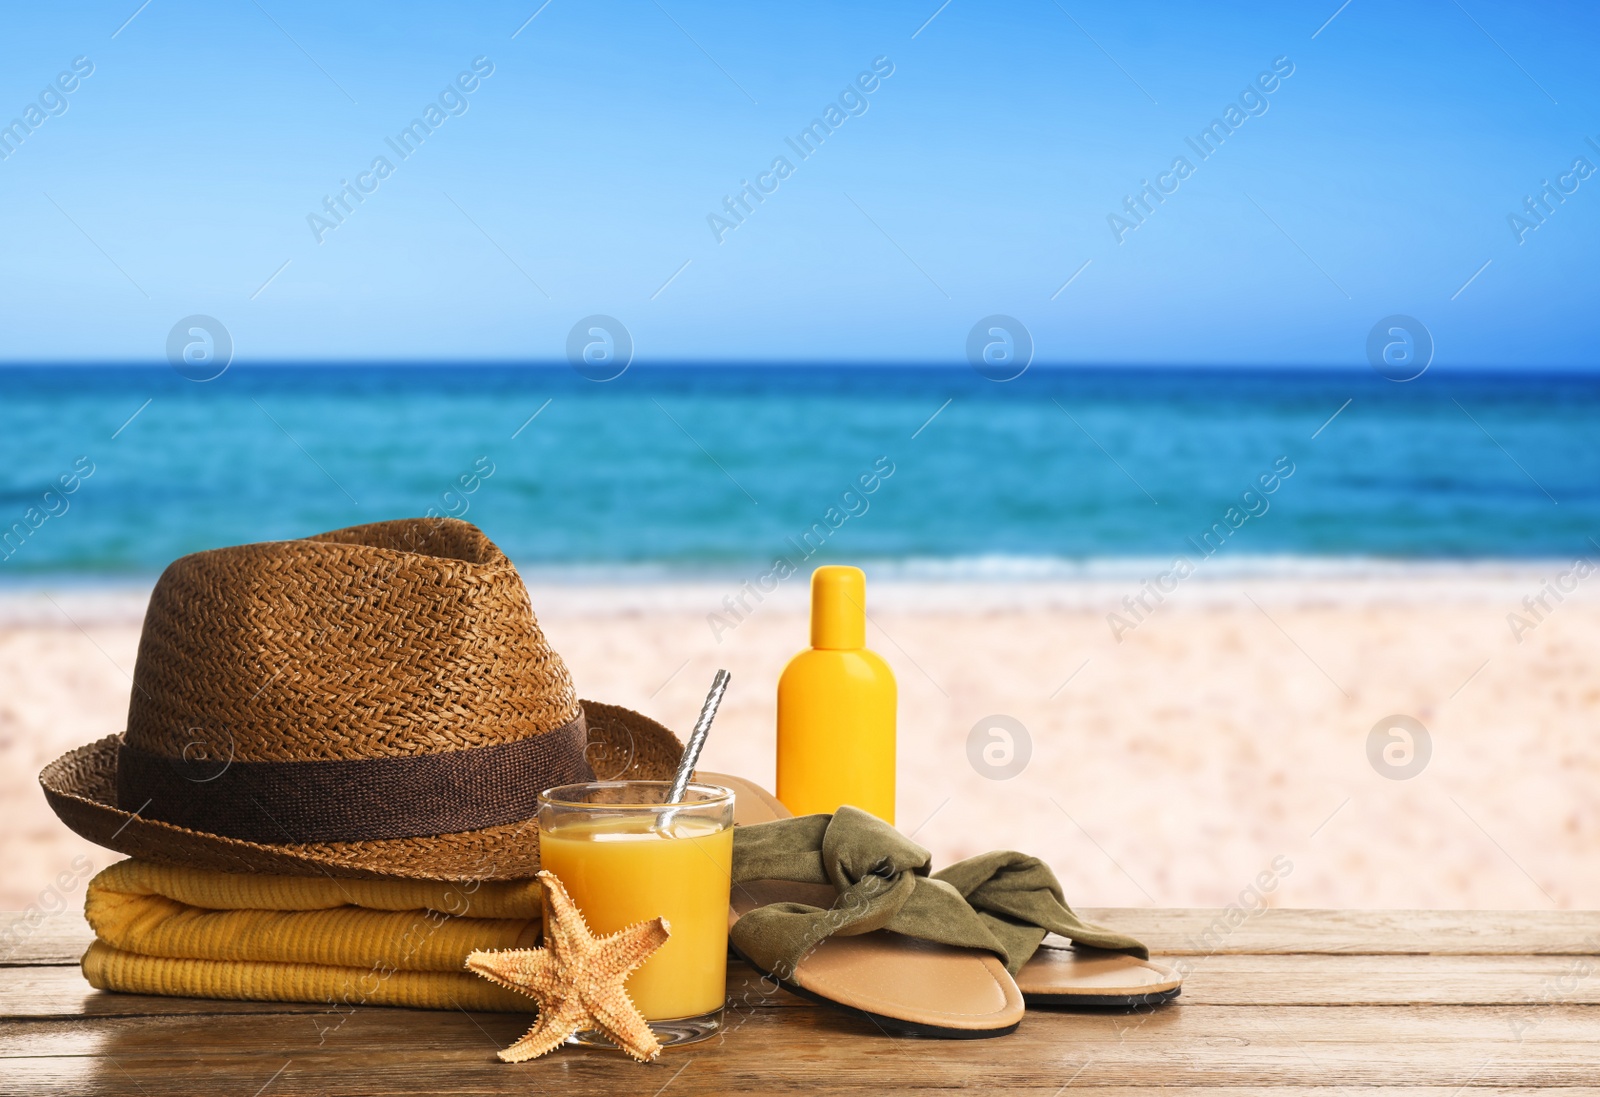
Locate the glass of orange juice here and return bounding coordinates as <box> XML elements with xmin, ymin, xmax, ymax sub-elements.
<box><xmin>538</xmin><ymin>780</ymin><xmax>735</xmax><ymax>1048</ymax></box>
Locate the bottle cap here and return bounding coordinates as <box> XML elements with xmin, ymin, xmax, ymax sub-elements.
<box><xmin>810</xmin><ymin>566</ymin><xmax>866</xmax><ymax>649</ymax></box>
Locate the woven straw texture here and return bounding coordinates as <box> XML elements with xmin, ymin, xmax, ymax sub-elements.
<box><xmin>39</xmin><ymin>518</ymin><xmax>685</xmax><ymax>879</ymax></box>
<box><xmin>127</xmin><ymin>517</ymin><xmax>578</xmax><ymax>762</ymax></box>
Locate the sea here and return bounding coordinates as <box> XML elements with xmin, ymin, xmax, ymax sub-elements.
<box><xmin>2</xmin><ymin>364</ymin><xmax>1597</xmax><ymax>582</ymax></box>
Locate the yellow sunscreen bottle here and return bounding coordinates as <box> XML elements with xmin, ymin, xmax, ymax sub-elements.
<box><xmin>776</xmin><ymin>565</ymin><xmax>897</xmax><ymax>823</ymax></box>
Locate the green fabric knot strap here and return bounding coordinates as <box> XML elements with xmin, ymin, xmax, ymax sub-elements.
<box><xmin>730</xmin><ymin>806</ymin><xmax>1149</xmax><ymax>979</ymax></box>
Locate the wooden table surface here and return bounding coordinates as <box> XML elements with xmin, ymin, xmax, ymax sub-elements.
<box><xmin>4</xmin><ymin>908</ymin><xmax>1597</xmax><ymax>1094</ymax></box>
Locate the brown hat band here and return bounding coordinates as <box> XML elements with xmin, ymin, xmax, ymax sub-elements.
<box><xmin>114</xmin><ymin>714</ymin><xmax>594</xmax><ymax>844</ymax></box>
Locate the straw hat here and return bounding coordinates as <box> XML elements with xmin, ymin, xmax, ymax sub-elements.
<box><xmin>39</xmin><ymin>518</ymin><xmax>684</xmax><ymax>881</ymax></box>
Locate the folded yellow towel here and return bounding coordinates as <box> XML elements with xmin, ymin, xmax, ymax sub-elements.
<box><xmin>83</xmin><ymin>860</ymin><xmax>542</xmax><ymax>1011</ymax></box>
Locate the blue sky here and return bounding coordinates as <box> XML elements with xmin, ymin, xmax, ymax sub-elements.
<box><xmin>1</xmin><ymin>0</ymin><xmax>1596</xmax><ymax>365</ymax></box>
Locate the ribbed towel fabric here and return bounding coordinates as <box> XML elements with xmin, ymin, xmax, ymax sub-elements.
<box><xmin>82</xmin><ymin>860</ymin><xmax>541</xmax><ymax>1011</ymax></box>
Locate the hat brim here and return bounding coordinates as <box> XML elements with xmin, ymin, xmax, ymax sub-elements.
<box><xmin>38</xmin><ymin>701</ymin><xmax>683</xmax><ymax>881</ymax></box>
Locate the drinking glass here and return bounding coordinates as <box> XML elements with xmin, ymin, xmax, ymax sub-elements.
<box><xmin>538</xmin><ymin>780</ymin><xmax>735</xmax><ymax>1048</ymax></box>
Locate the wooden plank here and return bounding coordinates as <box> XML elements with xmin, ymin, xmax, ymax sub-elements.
<box><xmin>0</xmin><ymin>1068</ymin><xmax>1587</xmax><ymax>1097</ymax></box>
<box><xmin>0</xmin><ymin>967</ymin><xmax>781</xmax><ymax>1020</ymax></box>
<box><xmin>1178</xmin><ymin>953</ymin><xmax>1600</xmax><ymax>1007</ymax></box>
<box><xmin>0</xmin><ymin>967</ymin><xmax>328</xmax><ymax>1018</ymax></box>
<box><xmin>0</xmin><ymin>911</ymin><xmax>92</xmax><ymax>967</ymax></box>
<box><xmin>6</xmin><ymin>909</ymin><xmax>1599</xmax><ymax>1094</ymax></box>
<box><xmin>9</xmin><ymin>953</ymin><xmax>1600</xmax><ymax>1019</ymax></box>
<box><xmin>1077</xmin><ymin>908</ymin><xmax>1600</xmax><ymax>955</ymax></box>
<box><xmin>0</xmin><ymin>1003</ymin><xmax>1595</xmax><ymax>1092</ymax></box>
<box><xmin>0</xmin><ymin>962</ymin><xmax>817</xmax><ymax>1021</ymax></box>
<box><xmin>9</xmin><ymin>909</ymin><xmax>1600</xmax><ymax>968</ymax></box>
<box><xmin>2</xmin><ymin>1068</ymin><xmax>1593</xmax><ymax>1097</ymax></box>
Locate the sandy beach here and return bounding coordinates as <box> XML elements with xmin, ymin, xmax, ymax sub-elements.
<box><xmin>4</xmin><ymin>566</ymin><xmax>1595</xmax><ymax>914</ymax></box>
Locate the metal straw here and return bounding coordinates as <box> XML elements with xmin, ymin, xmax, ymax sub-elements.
<box><xmin>658</xmin><ymin>669</ymin><xmax>730</xmax><ymax>827</ymax></box>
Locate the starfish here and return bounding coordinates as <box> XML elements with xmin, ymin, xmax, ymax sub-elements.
<box><xmin>465</xmin><ymin>871</ymin><xmax>670</xmax><ymax>1063</ymax></box>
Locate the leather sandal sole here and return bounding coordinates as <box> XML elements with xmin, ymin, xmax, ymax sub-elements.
<box><xmin>1016</xmin><ymin>942</ymin><xmax>1184</xmax><ymax>1009</ymax></box>
<box><xmin>1022</xmin><ymin>985</ymin><xmax>1182</xmax><ymax>1008</ymax></box>
<box><xmin>728</xmin><ymin>938</ymin><xmax>1022</xmax><ymax>1040</ymax></box>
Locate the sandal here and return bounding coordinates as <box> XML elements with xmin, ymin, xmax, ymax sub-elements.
<box><xmin>704</xmin><ymin>771</ymin><xmax>1024</xmax><ymax>1037</ymax></box>
<box><xmin>730</xmin><ymin>810</ymin><xmax>1025</xmax><ymax>1038</ymax></box>
<box><xmin>722</xmin><ymin>795</ymin><xmax>1179</xmax><ymax>1034</ymax></box>
<box><xmin>935</xmin><ymin>850</ymin><xmax>1181</xmax><ymax>1009</ymax></box>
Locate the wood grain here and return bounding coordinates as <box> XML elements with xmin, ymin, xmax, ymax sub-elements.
<box><xmin>0</xmin><ymin>911</ymin><xmax>92</xmax><ymax>966</ymax></box>
<box><xmin>10</xmin><ymin>910</ymin><xmax>1600</xmax><ymax>967</ymax></box>
<box><xmin>2</xmin><ymin>1003</ymin><xmax>1596</xmax><ymax>1092</ymax></box>
<box><xmin>1075</xmin><ymin>908</ymin><xmax>1600</xmax><ymax>955</ymax></box>
<box><xmin>4</xmin><ymin>909</ymin><xmax>1596</xmax><ymax>1094</ymax></box>
<box><xmin>9</xmin><ymin>953</ymin><xmax>1597</xmax><ymax>1019</ymax></box>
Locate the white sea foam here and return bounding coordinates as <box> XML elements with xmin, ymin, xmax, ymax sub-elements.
<box><xmin>0</xmin><ymin>555</ymin><xmax>1587</xmax><ymax>625</ymax></box>
<box><xmin>858</xmin><ymin>553</ymin><xmax>1567</xmax><ymax>583</ymax></box>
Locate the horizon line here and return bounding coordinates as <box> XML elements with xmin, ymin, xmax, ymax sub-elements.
<box><xmin>3</xmin><ymin>360</ymin><xmax>1599</xmax><ymax>373</ymax></box>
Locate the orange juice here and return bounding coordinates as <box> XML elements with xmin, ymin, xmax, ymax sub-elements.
<box><xmin>538</xmin><ymin>816</ymin><xmax>733</xmax><ymax>1020</ymax></box>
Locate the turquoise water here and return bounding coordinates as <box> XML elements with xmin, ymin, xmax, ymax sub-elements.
<box><xmin>2</xmin><ymin>365</ymin><xmax>1597</xmax><ymax>579</ymax></box>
